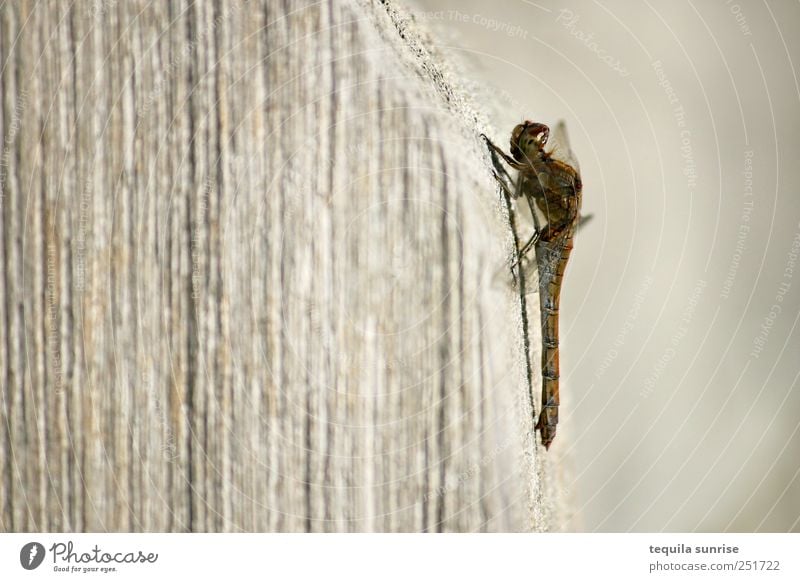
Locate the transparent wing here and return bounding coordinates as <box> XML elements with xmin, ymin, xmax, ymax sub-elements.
<box><xmin>549</xmin><ymin>120</ymin><xmax>592</xmax><ymax>232</ymax></box>
<box><xmin>549</xmin><ymin>120</ymin><xmax>580</xmax><ymax>174</ymax></box>
<box><xmin>517</xmin><ymin>250</ymin><xmax>540</xmax><ymax>295</ymax></box>
<box><xmin>491</xmin><ymin>249</ymin><xmax>539</xmax><ymax>296</ymax></box>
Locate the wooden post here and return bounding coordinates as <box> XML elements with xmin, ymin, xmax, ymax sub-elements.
<box><xmin>0</xmin><ymin>0</ymin><xmax>554</xmax><ymax>532</ymax></box>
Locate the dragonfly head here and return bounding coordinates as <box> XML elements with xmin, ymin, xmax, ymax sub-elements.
<box><xmin>510</xmin><ymin>121</ymin><xmax>549</xmax><ymax>163</ymax></box>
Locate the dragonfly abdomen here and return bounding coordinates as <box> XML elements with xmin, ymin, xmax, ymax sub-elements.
<box><xmin>534</xmin><ymin>234</ymin><xmax>574</xmax><ymax>449</ymax></box>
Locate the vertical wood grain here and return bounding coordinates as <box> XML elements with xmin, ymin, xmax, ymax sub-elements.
<box><xmin>0</xmin><ymin>0</ymin><xmax>552</xmax><ymax>532</ymax></box>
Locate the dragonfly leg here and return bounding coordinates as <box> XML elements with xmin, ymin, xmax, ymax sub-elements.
<box><xmin>490</xmin><ymin>170</ymin><xmax>516</xmax><ymax>201</ymax></box>
<box><xmin>520</xmin><ymin>229</ymin><xmax>540</xmax><ymax>255</ymax></box>
<box><xmin>526</xmin><ymin>194</ymin><xmax>542</xmax><ymax>234</ymax></box>
<box><xmin>488</xmin><ymin>149</ymin><xmax>515</xmax><ymax>188</ymax></box>
<box><xmin>481</xmin><ymin>133</ymin><xmax>525</xmax><ymax>173</ymax></box>
<box><xmin>510</xmin><ymin>229</ymin><xmax>540</xmax><ymax>271</ymax></box>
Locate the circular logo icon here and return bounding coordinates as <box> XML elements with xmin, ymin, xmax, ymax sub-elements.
<box><xmin>19</xmin><ymin>542</ymin><xmax>46</xmax><ymax>570</ymax></box>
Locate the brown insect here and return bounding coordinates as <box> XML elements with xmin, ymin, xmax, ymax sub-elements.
<box><xmin>483</xmin><ymin>121</ymin><xmax>584</xmax><ymax>450</ymax></box>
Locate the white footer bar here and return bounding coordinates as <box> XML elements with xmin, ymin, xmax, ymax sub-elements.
<box><xmin>2</xmin><ymin>533</ymin><xmax>798</xmax><ymax>581</ymax></box>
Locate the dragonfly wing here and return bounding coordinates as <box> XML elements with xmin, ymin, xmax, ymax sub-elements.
<box><xmin>549</xmin><ymin>120</ymin><xmax>580</xmax><ymax>174</ymax></box>
<box><xmin>490</xmin><ymin>252</ymin><xmax>539</xmax><ymax>296</ymax></box>
<box><xmin>518</xmin><ymin>250</ymin><xmax>540</xmax><ymax>295</ymax></box>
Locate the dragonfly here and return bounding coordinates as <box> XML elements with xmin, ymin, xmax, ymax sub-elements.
<box><xmin>482</xmin><ymin>120</ymin><xmax>584</xmax><ymax>450</ymax></box>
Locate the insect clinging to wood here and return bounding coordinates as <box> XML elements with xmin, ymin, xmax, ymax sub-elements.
<box><xmin>482</xmin><ymin>120</ymin><xmax>585</xmax><ymax>450</ymax></box>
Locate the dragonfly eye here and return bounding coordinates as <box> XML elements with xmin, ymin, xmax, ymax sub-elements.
<box><xmin>510</xmin><ymin>123</ymin><xmax>526</xmax><ymax>161</ymax></box>
<box><xmin>510</xmin><ymin>121</ymin><xmax>550</xmax><ymax>161</ymax></box>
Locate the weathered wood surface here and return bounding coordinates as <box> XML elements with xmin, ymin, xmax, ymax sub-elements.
<box><xmin>0</xmin><ymin>0</ymin><xmax>555</xmax><ymax>531</ymax></box>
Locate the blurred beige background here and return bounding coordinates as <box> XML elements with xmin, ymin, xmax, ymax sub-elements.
<box><xmin>413</xmin><ymin>0</ymin><xmax>800</xmax><ymax>531</ymax></box>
